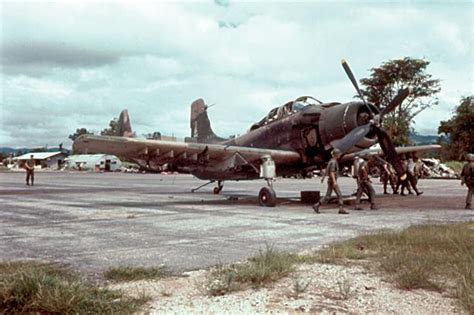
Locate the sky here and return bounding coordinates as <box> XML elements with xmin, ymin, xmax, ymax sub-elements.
<box><xmin>1</xmin><ymin>0</ymin><xmax>473</xmax><ymax>148</ymax></box>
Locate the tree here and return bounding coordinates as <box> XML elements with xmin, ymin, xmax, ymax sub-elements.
<box><xmin>144</xmin><ymin>132</ymin><xmax>162</xmax><ymax>140</ymax></box>
<box><xmin>438</xmin><ymin>96</ymin><xmax>474</xmax><ymax>160</ymax></box>
<box><xmin>69</xmin><ymin>128</ymin><xmax>93</xmax><ymax>141</ymax></box>
<box><xmin>360</xmin><ymin>57</ymin><xmax>441</xmax><ymax>146</ymax></box>
<box><xmin>100</xmin><ymin>118</ymin><xmax>119</xmax><ymax>136</ymax></box>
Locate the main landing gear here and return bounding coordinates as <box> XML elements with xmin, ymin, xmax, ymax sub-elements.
<box><xmin>258</xmin><ymin>155</ymin><xmax>277</xmax><ymax>207</ymax></box>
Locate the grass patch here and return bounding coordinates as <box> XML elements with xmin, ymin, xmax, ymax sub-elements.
<box><xmin>0</xmin><ymin>261</ymin><xmax>150</xmax><ymax>314</ymax></box>
<box><xmin>206</xmin><ymin>245</ymin><xmax>300</xmax><ymax>296</ymax></box>
<box><xmin>104</xmin><ymin>266</ymin><xmax>168</xmax><ymax>282</ymax></box>
<box><xmin>316</xmin><ymin>222</ymin><xmax>473</xmax><ymax>313</ymax></box>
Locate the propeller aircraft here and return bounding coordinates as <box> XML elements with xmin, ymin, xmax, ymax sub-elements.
<box><xmin>73</xmin><ymin>60</ymin><xmax>440</xmax><ymax>207</ymax></box>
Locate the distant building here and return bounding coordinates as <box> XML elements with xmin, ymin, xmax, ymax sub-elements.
<box><xmin>65</xmin><ymin>154</ymin><xmax>122</xmax><ymax>172</ymax></box>
<box><xmin>13</xmin><ymin>152</ymin><xmax>68</xmax><ymax>169</ymax></box>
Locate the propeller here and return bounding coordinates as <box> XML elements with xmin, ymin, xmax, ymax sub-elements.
<box><xmin>380</xmin><ymin>88</ymin><xmax>410</xmax><ymax>117</ymax></box>
<box><xmin>335</xmin><ymin>60</ymin><xmax>411</xmax><ymax>179</ymax></box>
<box><xmin>341</xmin><ymin>59</ymin><xmax>373</xmax><ymax>116</ymax></box>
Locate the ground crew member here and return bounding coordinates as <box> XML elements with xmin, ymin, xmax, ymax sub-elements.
<box><xmin>461</xmin><ymin>153</ymin><xmax>474</xmax><ymax>210</ymax></box>
<box><xmin>313</xmin><ymin>148</ymin><xmax>349</xmax><ymax>215</ymax></box>
<box><xmin>406</xmin><ymin>156</ymin><xmax>423</xmax><ymax>196</ymax></box>
<box><xmin>396</xmin><ymin>157</ymin><xmax>413</xmax><ymax>196</ymax></box>
<box><xmin>380</xmin><ymin>161</ymin><xmax>397</xmax><ymax>194</ymax></box>
<box><xmin>25</xmin><ymin>154</ymin><xmax>35</xmax><ymax>186</ymax></box>
<box><xmin>352</xmin><ymin>155</ymin><xmax>364</xmax><ymax>194</ymax></box>
<box><xmin>355</xmin><ymin>157</ymin><xmax>377</xmax><ymax>210</ymax></box>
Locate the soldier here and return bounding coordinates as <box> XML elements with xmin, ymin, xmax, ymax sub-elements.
<box><xmin>396</xmin><ymin>157</ymin><xmax>413</xmax><ymax>196</ymax></box>
<box><xmin>380</xmin><ymin>161</ymin><xmax>397</xmax><ymax>194</ymax></box>
<box><xmin>354</xmin><ymin>157</ymin><xmax>377</xmax><ymax>210</ymax></box>
<box><xmin>313</xmin><ymin>148</ymin><xmax>349</xmax><ymax>215</ymax></box>
<box><xmin>352</xmin><ymin>154</ymin><xmax>364</xmax><ymax>194</ymax></box>
<box><xmin>461</xmin><ymin>153</ymin><xmax>474</xmax><ymax>210</ymax></box>
<box><xmin>407</xmin><ymin>155</ymin><xmax>423</xmax><ymax>196</ymax></box>
<box><xmin>24</xmin><ymin>154</ymin><xmax>35</xmax><ymax>186</ymax></box>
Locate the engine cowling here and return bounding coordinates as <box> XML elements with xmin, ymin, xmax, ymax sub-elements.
<box><xmin>318</xmin><ymin>102</ymin><xmax>378</xmax><ymax>151</ymax></box>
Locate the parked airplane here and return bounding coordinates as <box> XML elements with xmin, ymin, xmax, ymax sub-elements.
<box><xmin>73</xmin><ymin>60</ymin><xmax>440</xmax><ymax>206</ymax></box>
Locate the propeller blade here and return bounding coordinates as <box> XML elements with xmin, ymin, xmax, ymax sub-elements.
<box><xmin>381</xmin><ymin>88</ymin><xmax>410</xmax><ymax>117</ymax></box>
<box><xmin>341</xmin><ymin>59</ymin><xmax>369</xmax><ymax>107</ymax></box>
<box><xmin>373</xmin><ymin>127</ymin><xmax>405</xmax><ymax>179</ymax></box>
<box><xmin>334</xmin><ymin>123</ymin><xmax>371</xmax><ymax>154</ymax></box>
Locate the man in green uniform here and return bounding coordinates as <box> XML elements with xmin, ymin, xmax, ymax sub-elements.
<box><xmin>313</xmin><ymin>148</ymin><xmax>349</xmax><ymax>215</ymax></box>
<box><xmin>461</xmin><ymin>153</ymin><xmax>474</xmax><ymax>210</ymax></box>
<box><xmin>354</xmin><ymin>157</ymin><xmax>377</xmax><ymax>210</ymax></box>
<box><xmin>24</xmin><ymin>154</ymin><xmax>35</xmax><ymax>186</ymax></box>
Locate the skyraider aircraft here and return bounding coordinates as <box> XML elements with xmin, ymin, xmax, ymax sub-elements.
<box><xmin>73</xmin><ymin>60</ymin><xmax>440</xmax><ymax>207</ymax></box>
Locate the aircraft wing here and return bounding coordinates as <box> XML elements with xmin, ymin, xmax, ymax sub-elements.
<box><xmin>341</xmin><ymin>144</ymin><xmax>441</xmax><ymax>162</ymax></box>
<box><xmin>73</xmin><ymin>135</ymin><xmax>301</xmax><ymax>167</ymax></box>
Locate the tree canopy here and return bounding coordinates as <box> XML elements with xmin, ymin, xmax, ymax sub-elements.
<box><xmin>100</xmin><ymin>118</ymin><xmax>119</xmax><ymax>136</ymax></box>
<box><xmin>69</xmin><ymin>128</ymin><xmax>93</xmax><ymax>141</ymax></box>
<box><xmin>360</xmin><ymin>57</ymin><xmax>441</xmax><ymax>146</ymax></box>
<box><xmin>438</xmin><ymin>96</ymin><xmax>474</xmax><ymax>161</ymax></box>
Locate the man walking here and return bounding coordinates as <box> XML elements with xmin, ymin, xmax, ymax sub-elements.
<box><xmin>381</xmin><ymin>161</ymin><xmax>397</xmax><ymax>194</ymax></box>
<box><xmin>461</xmin><ymin>153</ymin><xmax>474</xmax><ymax>210</ymax></box>
<box><xmin>354</xmin><ymin>157</ymin><xmax>378</xmax><ymax>210</ymax></box>
<box><xmin>25</xmin><ymin>154</ymin><xmax>35</xmax><ymax>186</ymax></box>
<box><xmin>313</xmin><ymin>148</ymin><xmax>349</xmax><ymax>215</ymax></box>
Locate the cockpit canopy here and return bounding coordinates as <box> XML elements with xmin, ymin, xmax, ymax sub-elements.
<box><xmin>250</xmin><ymin>96</ymin><xmax>322</xmax><ymax>131</ymax></box>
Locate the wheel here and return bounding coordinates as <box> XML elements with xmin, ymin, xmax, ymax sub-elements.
<box><xmin>258</xmin><ymin>187</ymin><xmax>276</xmax><ymax>207</ymax></box>
<box><xmin>213</xmin><ymin>186</ymin><xmax>222</xmax><ymax>194</ymax></box>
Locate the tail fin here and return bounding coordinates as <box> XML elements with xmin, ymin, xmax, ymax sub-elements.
<box><xmin>190</xmin><ymin>98</ymin><xmax>226</xmax><ymax>143</ymax></box>
<box><xmin>117</xmin><ymin>109</ymin><xmax>133</xmax><ymax>137</ymax></box>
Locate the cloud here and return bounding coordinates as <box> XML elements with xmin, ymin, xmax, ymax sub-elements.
<box><xmin>214</xmin><ymin>0</ymin><xmax>230</xmax><ymax>8</ymax></box>
<box><xmin>1</xmin><ymin>42</ymin><xmax>121</xmax><ymax>76</ymax></box>
<box><xmin>0</xmin><ymin>1</ymin><xmax>472</xmax><ymax>147</ymax></box>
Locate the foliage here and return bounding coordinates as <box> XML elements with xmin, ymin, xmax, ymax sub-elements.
<box><xmin>100</xmin><ymin>117</ymin><xmax>119</xmax><ymax>136</ymax></box>
<box><xmin>104</xmin><ymin>266</ymin><xmax>168</xmax><ymax>282</ymax></box>
<box><xmin>316</xmin><ymin>223</ymin><xmax>473</xmax><ymax>313</ymax></box>
<box><xmin>144</xmin><ymin>132</ymin><xmax>162</xmax><ymax>140</ymax></box>
<box><xmin>0</xmin><ymin>261</ymin><xmax>150</xmax><ymax>314</ymax></box>
<box><xmin>206</xmin><ymin>244</ymin><xmax>299</xmax><ymax>296</ymax></box>
<box><xmin>438</xmin><ymin>96</ymin><xmax>474</xmax><ymax>161</ymax></box>
<box><xmin>360</xmin><ymin>57</ymin><xmax>441</xmax><ymax>146</ymax></box>
<box><xmin>69</xmin><ymin>128</ymin><xmax>93</xmax><ymax>141</ymax></box>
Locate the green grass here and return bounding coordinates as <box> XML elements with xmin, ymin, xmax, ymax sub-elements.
<box><xmin>206</xmin><ymin>244</ymin><xmax>300</xmax><ymax>296</ymax></box>
<box><xmin>104</xmin><ymin>266</ymin><xmax>168</xmax><ymax>282</ymax></box>
<box><xmin>0</xmin><ymin>261</ymin><xmax>151</xmax><ymax>314</ymax></box>
<box><xmin>315</xmin><ymin>222</ymin><xmax>473</xmax><ymax>313</ymax></box>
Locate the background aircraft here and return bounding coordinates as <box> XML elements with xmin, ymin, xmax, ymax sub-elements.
<box><xmin>73</xmin><ymin>61</ymin><xmax>439</xmax><ymax>206</ymax></box>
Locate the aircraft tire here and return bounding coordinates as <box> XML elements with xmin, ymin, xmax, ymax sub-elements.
<box><xmin>213</xmin><ymin>186</ymin><xmax>222</xmax><ymax>194</ymax></box>
<box><xmin>258</xmin><ymin>187</ymin><xmax>276</xmax><ymax>207</ymax></box>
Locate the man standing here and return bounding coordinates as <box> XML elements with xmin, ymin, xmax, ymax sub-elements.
<box><xmin>354</xmin><ymin>157</ymin><xmax>377</xmax><ymax>210</ymax></box>
<box><xmin>461</xmin><ymin>153</ymin><xmax>474</xmax><ymax>210</ymax></box>
<box><xmin>313</xmin><ymin>148</ymin><xmax>349</xmax><ymax>215</ymax></box>
<box><xmin>25</xmin><ymin>154</ymin><xmax>35</xmax><ymax>186</ymax></box>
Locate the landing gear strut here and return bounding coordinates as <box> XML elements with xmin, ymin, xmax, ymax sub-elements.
<box><xmin>258</xmin><ymin>155</ymin><xmax>277</xmax><ymax>207</ymax></box>
<box><xmin>213</xmin><ymin>181</ymin><xmax>224</xmax><ymax>194</ymax></box>
<box><xmin>191</xmin><ymin>180</ymin><xmax>215</xmax><ymax>193</ymax></box>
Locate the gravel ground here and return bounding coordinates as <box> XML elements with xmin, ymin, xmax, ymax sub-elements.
<box><xmin>110</xmin><ymin>261</ymin><xmax>464</xmax><ymax>314</ymax></box>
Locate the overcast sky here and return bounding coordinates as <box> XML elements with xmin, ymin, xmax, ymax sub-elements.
<box><xmin>1</xmin><ymin>0</ymin><xmax>473</xmax><ymax>148</ymax></box>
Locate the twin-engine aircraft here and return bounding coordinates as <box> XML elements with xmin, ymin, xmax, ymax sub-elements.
<box><xmin>73</xmin><ymin>60</ymin><xmax>439</xmax><ymax>207</ymax></box>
